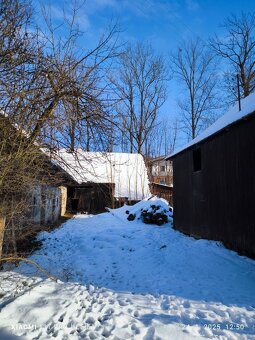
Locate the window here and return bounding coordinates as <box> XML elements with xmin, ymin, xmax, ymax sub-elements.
<box><xmin>193</xmin><ymin>148</ymin><xmax>202</xmax><ymax>172</ymax></box>
<box><xmin>160</xmin><ymin>165</ymin><xmax>165</xmax><ymax>172</ymax></box>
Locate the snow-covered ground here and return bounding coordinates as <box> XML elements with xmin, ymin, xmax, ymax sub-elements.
<box><xmin>1</xmin><ymin>201</ymin><xmax>255</xmax><ymax>339</ymax></box>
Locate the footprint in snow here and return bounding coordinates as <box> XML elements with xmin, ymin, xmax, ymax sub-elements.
<box><xmin>105</xmin><ymin>307</ymin><xmax>114</xmax><ymax>315</ymax></box>
<box><xmin>67</xmin><ymin>320</ymin><xmax>74</xmax><ymax>328</ymax></box>
<box><xmin>73</xmin><ymin>325</ymin><xmax>83</xmax><ymax>335</ymax></box>
<box><xmin>91</xmin><ymin>297</ymin><xmax>97</xmax><ymax>304</ymax></box>
<box><xmin>118</xmin><ymin>300</ymin><xmax>129</xmax><ymax>306</ymax></box>
<box><xmin>76</xmin><ymin>308</ymin><xmax>82</xmax><ymax>318</ymax></box>
<box><xmin>214</xmin><ymin>309</ymin><xmax>227</xmax><ymax>317</ymax></box>
<box><xmin>196</xmin><ymin>310</ymin><xmax>206</xmax><ymax>318</ymax></box>
<box><xmin>89</xmin><ymin>331</ymin><xmax>98</xmax><ymax>339</ymax></box>
<box><xmin>95</xmin><ymin>325</ymin><xmax>102</xmax><ymax>332</ymax></box>
<box><xmin>131</xmin><ymin>323</ymin><xmax>140</xmax><ymax>334</ymax></box>
<box><xmin>98</xmin><ymin>312</ymin><xmax>112</xmax><ymax>323</ymax></box>
<box><xmin>58</xmin><ymin>312</ymin><xmax>66</xmax><ymax>322</ymax></box>
<box><xmin>101</xmin><ymin>327</ymin><xmax>113</xmax><ymax>338</ymax></box>
<box><xmin>160</xmin><ymin>299</ymin><xmax>169</xmax><ymax>310</ymax></box>
<box><xmin>46</xmin><ymin>323</ymin><xmax>56</xmax><ymax>336</ymax></box>
<box><xmin>133</xmin><ymin>310</ymin><xmax>139</xmax><ymax>317</ymax></box>
<box><xmin>183</xmin><ymin>300</ymin><xmax>191</xmax><ymax>308</ymax></box>
<box><xmin>98</xmin><ymin>302</ymin><xmax>105</xmax><ymax>312</ymax></box>
<box><xmin>144</xmin><ymin>326</ymin><xmax>155</xmax><ymax>340</ymax></box>
<box><xmin>86</xmin><ymin>316</ymin><xmax>96</xmax><ymax>325</ymax></box>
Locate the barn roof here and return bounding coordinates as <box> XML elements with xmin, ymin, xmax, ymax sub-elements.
<box><xmin>149</xmin><ymin>155</ymin><xmax>171</xmax><ymax>163</ymax></box>
<box><xmin>167</xmin><ymin>92</ymin><xmax>255</xmax><ymax>159</ymax></box>
<box><xmin>49</xmin><ymin>150</ymin><xmax>151</xmax><ymax>200</ymax></box>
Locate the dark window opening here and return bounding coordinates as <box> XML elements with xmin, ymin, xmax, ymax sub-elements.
<box><xmin>160</xmin><ymin>166</ymin><xmax>165</xmax><ymax>172</ymax></box>
<box><xmin>193</xmin><ymin>148</ymin><xmax>202</xmax><ymax>172</ymax></box>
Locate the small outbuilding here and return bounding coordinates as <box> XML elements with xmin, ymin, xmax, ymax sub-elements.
<box><xmin>147</xmin><ymin>156</ymin><xmax>173</xmax><ymax>186</ymax></box>
<box><xmin>167</xmin><ymin>93</ymin><xmax>255</xmax><ymax>258</ymax></box>
<box><xmin>52</xmin><ymin>150</ymin><xmax>151</xmax><ymax>213</ymax></box>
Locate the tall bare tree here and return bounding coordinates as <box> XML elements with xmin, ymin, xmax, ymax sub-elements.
<box><xmin>0</xmin><ymin>0</ymin><xmax>120</xmax><ymax>147</ymax></box>
<box><xmin>144</xmin><ymin>118</ymin><xmax>179</xmax><ymax>158</ymax></box>
<box><xmin>0</xmin><ymin>0</ymin><xmax>120</xmax><ymax>257</ymax></box>
<box><xmin>171</xmin><ymin>38</ymin><xmax>219</xmax><ymax>139</ymax></box>
<box><xmin>211</xmin><ymin>12</ymin><xmax>255</xmax><ymax>99</ymax></box>
<box><xmin>111</xmin><ymin>43</ymin><xmax>168</xmax><ymax>154</ymax></box>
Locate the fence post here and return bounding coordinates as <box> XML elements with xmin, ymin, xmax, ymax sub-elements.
<box><xmin>59</xmin><ymin>186</ymin><xmax>67</xmax><ymax>216</ymax></box>
<box><xmin>0</xmin><ymin>216</ymin><xmax>6</xmax><ymax>259</ymax></box>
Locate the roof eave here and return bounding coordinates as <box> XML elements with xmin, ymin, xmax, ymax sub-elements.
<box><xmin>166</xmin><ymin>110</ymin><xmax>255</xmax><ymax>160</ymax></box>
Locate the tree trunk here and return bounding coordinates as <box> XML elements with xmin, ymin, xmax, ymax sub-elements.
<box><xmin>70</xmin><ymin>120</ymin><xmax>75</xmax><ymax>152</ymax></box>
<box><xmin>0</xmin><ymin>216</ymin><xmax>6</xmax><ymax>259</ymax></box>
<box><xmin>11</xmin><ymin>197</ymin><xmax>17</xmax><ymax>256</ymax></box>
<box><xmin>11</xmin><ymin>218</ymin><xmax>17</xmax><ymax>256</ymax></box>
<box><xmin>86</xmin><ymin>121</ymin><xmax>90</xmax><ymax>151</ymax></box>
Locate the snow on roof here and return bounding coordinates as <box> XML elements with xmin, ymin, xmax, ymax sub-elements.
<box><xmin>51</xmin><ymin>150</ymin><xmax>151</xmax><ymax>200</ymax></box>
<box><xmin>167</xmin><ymin>92</ymin><xmax>255</xmax><ymax>159</ymax></box>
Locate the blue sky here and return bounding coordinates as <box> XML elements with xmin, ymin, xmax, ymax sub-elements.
<box><xmin>36</xmin><ymin>0</ymin><xmax>255</xmax><ymax>147</ymax></box>
<box><xmin>40</xmin><ymin>0</ymin><xmax>255</xmax><ymax>51</ymax></box>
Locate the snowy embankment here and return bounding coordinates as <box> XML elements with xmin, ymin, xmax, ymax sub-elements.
<box><xmin>0</xmin><ymin>198</ymin><xmax>255</xmax><ymax>339</ymax></box>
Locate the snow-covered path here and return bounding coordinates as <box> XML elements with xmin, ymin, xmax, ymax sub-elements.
<box><xmin>0</xmin><ymin>212</ymin><xmax>255</xmax><ymax>339</ymax></box>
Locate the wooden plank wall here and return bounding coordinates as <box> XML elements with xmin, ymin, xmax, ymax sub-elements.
<box><xmin>172</xmin><ymin>115</ymin><xmax>255</xmax><ymax>258</ymax></box>
<box><xmin>68</xmin><ymin>183</ymin><xmax>115</xmax><ymax>214</ymax></box>
<box><xmin>150</xmin><ymin>183</ymin><xmax>173</xmax><ymax>206</ymax></box>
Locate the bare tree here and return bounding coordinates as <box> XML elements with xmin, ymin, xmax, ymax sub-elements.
<box><xmin>111</xmin><ymin>42</ymin><xmax>168</xmax><ymax>154</ymax></box>
<box><xmin>0</xmin><ymin>0</ymin><xmax>120</xmax><ymax>147</ymax></box>
<box><xmin>0</xmin><ymin>0</ymin><xmax>121</xmax><ymax>257</ymax></box>
<box><xmin>0</xmin><ymin>0</ymin><xmax>43</xmax><ymax>256</ymax></box>
<box><xmin>144</xmin><ymin>118</ymin><xmax>179</xmax><ymax>158</ymax></box>
<box><xmin>211</xmin><ymin>12</ymin><xmax>255</xmax><ymax>99</ymax></box>
<box><xmin>171</xmin><ymin>38</ymin><xmax>219</xmax><ymax>140</ymax></box>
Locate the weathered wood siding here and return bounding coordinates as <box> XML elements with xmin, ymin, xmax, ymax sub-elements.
<box><xmin>150</xmin><ymin>183</ymin><xmax>173</xmax><ymax>206</ymax></box>
<box><xmin>172</xmin><ymin>114</ymin><xmax>255</xmax><ymax>258</ymax></box>
<box><xmin>68</xmin><ymin>183</ymin><xmax>115</xmax><ymax>214</ymax></box>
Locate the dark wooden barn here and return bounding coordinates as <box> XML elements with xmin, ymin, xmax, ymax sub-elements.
<box><xmin>167</xmin><ymin>95</ymin><xmax>255</xmax><ymax>259</ymax></box>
